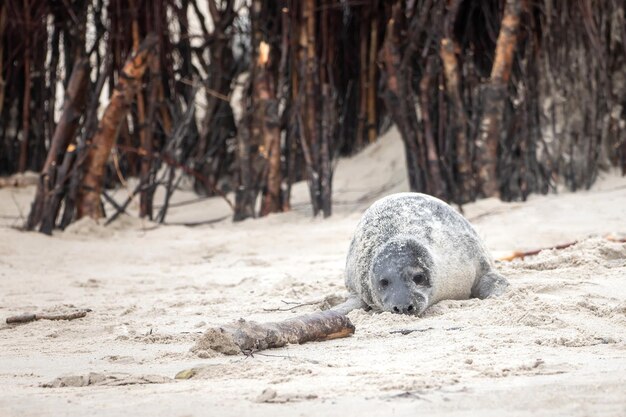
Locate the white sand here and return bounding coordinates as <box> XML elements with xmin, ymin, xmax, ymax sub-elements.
<box><xmin>0</xmin><ymin>128</ymin><xmax>625</xmax><ymax>416</ymax></box>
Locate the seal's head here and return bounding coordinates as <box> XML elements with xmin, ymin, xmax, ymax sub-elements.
<box><xmin>369</xmin><ymin>237</ymin><xmax>434</xmax><ymax>315</ymax></box>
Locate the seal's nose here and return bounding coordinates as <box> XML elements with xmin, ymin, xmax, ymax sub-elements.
<box><xmin>392</xmin><ymin>304</ymin><xmax>415</xmax><ymax>314</ymax></box>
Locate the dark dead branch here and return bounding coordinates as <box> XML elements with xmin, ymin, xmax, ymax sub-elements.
<box><xmin>26</xmin><ymin>58</ymin><xmax>90</xmax><ymax>233</ymax></box>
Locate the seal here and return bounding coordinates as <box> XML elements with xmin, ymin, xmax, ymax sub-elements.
<box><xmin>338</xmin><ymin>192</ymin><xmax>509</xmax><ymax>315</ymax></box>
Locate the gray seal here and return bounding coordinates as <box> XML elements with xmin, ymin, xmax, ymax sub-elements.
<box><xmin>338</xmin><ymin>193</ymin><xmax>509</xmax><ymax>315</ymax></box>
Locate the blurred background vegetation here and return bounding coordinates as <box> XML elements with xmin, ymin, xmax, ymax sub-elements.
<box><xmin>0</xmin><ymin>0</ymin><xmax>623</xmax><ymax>234</ymax></box>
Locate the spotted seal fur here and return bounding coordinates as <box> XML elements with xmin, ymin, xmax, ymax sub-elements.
<box><xmin>336</xmin><ymin>193</ymin><xmax>509</xmax><ymax>315</ymax></box>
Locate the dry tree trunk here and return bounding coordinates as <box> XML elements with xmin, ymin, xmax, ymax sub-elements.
<box><xmin>419</xmin><ymin>57</ymin><xmax>445</xmax><ymax>199</ymax></box>
<box><xmin>138</xmin><ymin>55</ymin><xmax>159</xmax><ymax>220</ymax></box>
<box><xmin>76</xmin><ymin>34</ymin><xmax>158</xmax><ymax>220</ymax></box>
<box><xmin>26</xmin><ymin>59</ymin><xmax>90</xmax><ymax>233</ymax></box>
<box><xmin>129</xmin><ymin>2</ymin><xmax>154</xmax><ymax>220</ymax></box>
<box><xmin>277</xmin><ymin>6</ymin><xmax>292</xmax><ymax>212</ymax></box>
<box><xmin>302</xmin><ymin>0</ymin><xmax>322</xmax><ymax>216</ymax></box>
<box><xmin>320</xmin><ymin>83</ymin><xmax>333</xmax><ymax>217</ymax></box>
<box><xmin>190</xmin><ymin>310</ymin><xmax>355</xmax><ymax>355</ymax></box>
<box><xmin>440</xmin><ymin>39</ymin><xmax>472</xmax><ymax>201</ymax></box>
<box><xmin>19</xmin><ymin>0</ymin><xmax>32</xmax><ymax>173</ymax></box>
<box><xmin>234</xmin><ymin>0</ymin><xmax>263</xmax><ymax>221</ymax></box>
<box><xmin>295</xmin><ymin>0</ymin><xmax>334</xmax><ymax>217</ymax></box>
<box><xmin>257</xmin><ymin>42</ymin><xmax>282</xmax><ymax>216</ymax></box>
<box><xmin>234</xmin><ymin>122</ymin><xmax>256</xmax><ymax>220</ymax></box>
<box><xmin>194</xmin><ymin>0</ymin><xmax>237</xmax><ymax>198</ymax></box>
<box><xmin>379</xmin><ymin>1</ymin><xmax>423</xmax><ymax>192</ymax></box>
<box><xmin>367</xmin><ymin>2</ymin><xmax>379</xmax><ymax>145</ymax></box>
<box><xmin>440</xmin><ymin>0</ymin><xmax>472</xmax><ymax>202</ymax></box>
<box><xmin>0</xmin><ymin>3</ymin><xmax>6</xmax><ymax>118</ymax></box>
<box><xmin>356</xmin><ymin>6</ymin><xmax>369</xmax><ymax>149</ymax></box>
<box><xmin>475</xmin><ymin>0</ymin><xmax>522</xmax><ymax>198</ymax></box>
<box><xmin>141</xmin><ymin>55</ymin><xmax>160</xmax><ymax>220</ymax></box>
<box><xmin>319</xmin><ymin>0</ymin><xmax>334</xmax><ymax>217</ymax></box>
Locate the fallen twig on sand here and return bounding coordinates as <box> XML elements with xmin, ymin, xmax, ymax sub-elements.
<box><xmin>262</xmin><ymin>300</ymin><xmax>321</xmax><ymax>312</ymax></box>
<box><xmin>498</xmin><ymin>235</ymin><xmax>626</xmax><ymax>261</ymax></box>
<box><xmin>6</xmin><ymin>309</ymin><xmax>91</xmax><ymax>324</ymax></box>
<box><xmin>262</xmin><ymin>294</ymin><xmax>347</xmax><ymax>312</ymax></box>
<box><xmin>190</xmin><ymin>310</ymin><xmax>354</xmax><ymax>356</ymax></box>
<box><xmin>390</xmin><ymin>327</ymin><xmax>434</xmax><ymax>335</ymax></box>
<box><xmin>390</xmin><ymin>326</ymin><xmax>462</xmax><ymax>335</ymax></box>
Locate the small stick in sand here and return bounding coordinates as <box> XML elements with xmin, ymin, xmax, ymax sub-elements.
<box><xmin>389</xmin><ymin>326</ymin><xmax>462</xmax><ymax>335</ymax></box>
<box><xmin>191</xmin><ymin>310</ymin><xmax>355</xmax><ymax>356</ymax></box>
<box><xmin>498</xmin><ymin>235</ymin><xmax>626</xmax><ymax>262</ymax></box>
<box><xmin>6</xmin><ymin>309</ymin><xmax>91</xmax><ymax>324</ymax></box>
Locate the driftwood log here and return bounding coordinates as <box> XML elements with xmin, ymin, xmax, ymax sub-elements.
<box><xmin>191</xmin><ymin>310</ymin><xmax>354</xmax><ymax>356</ymax></box>
<box><xmin>6</xmin><ymin>309</ymin><xmax>90</xmax><ymax>324</ymax></box>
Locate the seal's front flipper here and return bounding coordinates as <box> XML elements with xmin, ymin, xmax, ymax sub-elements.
<box><xmin>471</xmin><ymin>272</ymin><xmax>509</xmax><ymax>299</ymax></box>
<box><xmin>331</xmin><ymin>295</ymin><xmax>369</xmax><ymax>315</ymax></box>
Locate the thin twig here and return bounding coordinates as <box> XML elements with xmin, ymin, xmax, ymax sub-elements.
<box><xmin>390</xmin><ymin>327</ymin><xmax>434</xmax><ymax>335</ymax></box>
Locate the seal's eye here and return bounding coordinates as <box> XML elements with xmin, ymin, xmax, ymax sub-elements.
<box><xmin>380</xmin><ymin>279</ymin><xmax>389</xmax><ymax>288</ymax></box>
<box><xmin>413</xmin><ymin>273</ymin><xmax>427</xmax><ymax>286</ymax></box>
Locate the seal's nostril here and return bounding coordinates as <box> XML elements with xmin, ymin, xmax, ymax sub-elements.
<box><xmin>393</xmin><ymin>306</ymin><xmax>400</xmax><ymax>313</ymax></box>
<box><xmin>407</xmin><ymin>305</ymin><xmax>414</xmax><ymax>312</ymax></box>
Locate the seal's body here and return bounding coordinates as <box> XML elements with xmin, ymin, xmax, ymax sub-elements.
<box><xmin>344</xmin><ymin>193</ymin><xmax>508</xmax><ymax>315</ymax></box>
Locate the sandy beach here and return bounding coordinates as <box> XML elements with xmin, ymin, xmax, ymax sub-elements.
<box><xmin>1</xmin><ymin>127</ymin><xmax>625</xmax><ymax>417</ymax></box>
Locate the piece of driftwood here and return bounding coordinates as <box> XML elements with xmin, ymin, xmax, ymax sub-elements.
<box><xmin>191</xmin><ymin>310</ymin><xmax>354</xmax><ymax>356</ymax></box>
<box><xmin>6</xmin><ymin>309</ymin><xmax>90</xmax><ymax>324</ymax></box>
